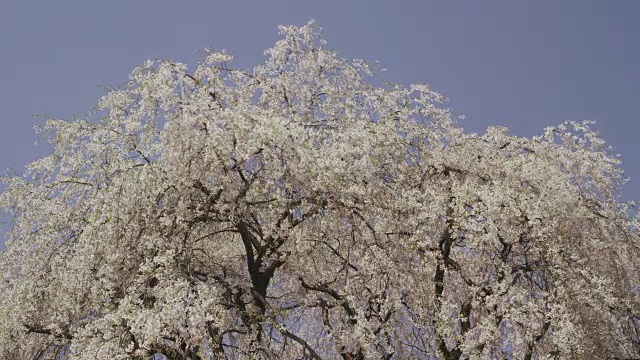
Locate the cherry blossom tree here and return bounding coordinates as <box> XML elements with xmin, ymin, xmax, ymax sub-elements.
<box><xmin>1</xmin><ymin>22</ymin><xmax>639</xmax><ymax>359</ymax></box>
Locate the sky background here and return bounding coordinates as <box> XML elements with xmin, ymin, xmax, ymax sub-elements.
<box><xmin>1</xmin><ymin>0</ymin><xmax>639</xmax><ymax>201</ymax></box>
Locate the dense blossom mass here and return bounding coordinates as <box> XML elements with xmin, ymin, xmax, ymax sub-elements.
<box><xmin>0</xmin><ymin>22</ymin><xmax>639</xmax><ymax>359</ymax></box>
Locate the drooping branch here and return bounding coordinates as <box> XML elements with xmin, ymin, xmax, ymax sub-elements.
<box><xmin>299</xmin><ymin>277</ymin><xmax>357</xmax><ymax>325</ymax></box>
<box><xmin>277</xmin><ymin>328</ymin><xmax>324</xmax><ymax>360</ymax></box>
<box><xmin>24</xmin><ymin>323</ymin><xmax>72</xmax><ymax>340</ymax></box>
<box><xmin>433</xmin><ymin>194</ymin><xmax>463</xmax><ymax>360</ymax></box>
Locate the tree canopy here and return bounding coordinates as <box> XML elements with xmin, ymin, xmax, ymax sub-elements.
<box><xmin>1</xmin><ymin>22</ymin><xmax>639</xmax><ymax>359</ymax></box>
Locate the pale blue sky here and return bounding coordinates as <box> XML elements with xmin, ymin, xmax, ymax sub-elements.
<box><xmin>1</xmin><ymin>0</ymin><xmax>639</xmax><ymax>200</ymax></box>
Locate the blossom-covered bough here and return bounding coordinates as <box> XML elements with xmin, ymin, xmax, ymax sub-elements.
<box><xmin>1</xmin><ymin>22</ymin><xmax>639</xmax><ymax>359</ymax></box>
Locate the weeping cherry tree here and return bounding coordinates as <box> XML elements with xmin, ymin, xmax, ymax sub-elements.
<box><xmin>1</xmin><ymin>22</ymin><xmax>639</xmax><ymax>359</ymax></box>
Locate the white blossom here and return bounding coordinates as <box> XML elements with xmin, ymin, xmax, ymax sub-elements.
<box><xmin>0</xmin><ymin>21</ymin><xmax>639</xmax><ymax>359</ymax></box>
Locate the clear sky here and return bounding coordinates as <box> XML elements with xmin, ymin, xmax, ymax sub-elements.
<box><xmin>1</xmin><ymin>0</ymin><xmax>639</xmax><ymax>200</ymax></box>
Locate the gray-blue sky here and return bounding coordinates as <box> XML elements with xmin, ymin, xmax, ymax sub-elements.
<box><xmin>1</xmin><ymin>0</ymin><xmax>639</xmax><ymax>200</ymax></box>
